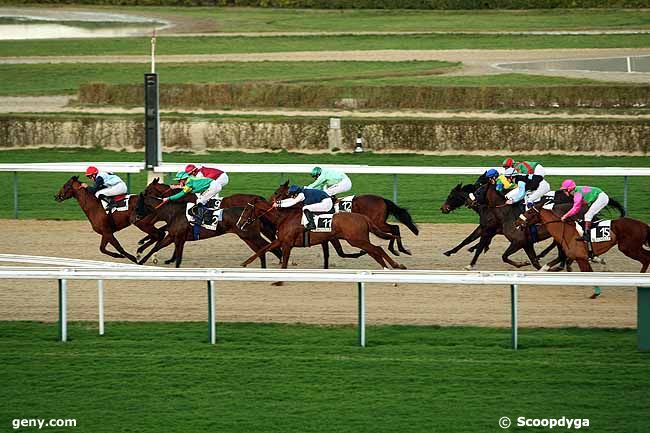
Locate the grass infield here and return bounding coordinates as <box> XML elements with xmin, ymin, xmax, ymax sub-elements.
<box><xmin>0</xmin><ymin>148</ymin><xmax>648</xmax><ymax>223</ymax></box>
<box><xmin>0</xmin><ymin>321</ymin><xmax>647</xmax><ymax>433</ymax></box>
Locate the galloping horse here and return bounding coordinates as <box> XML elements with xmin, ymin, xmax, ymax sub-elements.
<box><xmin>516</xmin><ymin>200</ymin><xmax>650</xmax><ymax>273</ymax></box>
<box><xmin>54</xmin><ymin>176</ymin><xmax>164</xmax><ymax>263</ymax></box>
<box><xmin>140</xmin><ymin>179</ymin><xmax>365</xmax><ymax>268</ymax></box>
<box><xmin>271</xmin><ymin>181</ymin><xmax>419</xmax><ymax>255</ymax></box>
<box><xmin>237</xmin><ymin>198</ymin><xmax>406</xmax><ymax>276</ymax></box>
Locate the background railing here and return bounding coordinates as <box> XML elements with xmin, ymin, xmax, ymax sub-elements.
<box><xmin>2</xmin><ymin>162</ymin><xmax>649</xmax><ymax>219</ymax></box>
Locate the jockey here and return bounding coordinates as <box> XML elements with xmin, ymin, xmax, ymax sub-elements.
<box><xmin>306</xmin><ymin>166</ymin><xmax>352</xmax><ymax>197</ymax></box>
<box><xmin>184</xmin><ymin>164</ymin><xmax>229</xmax><ymax>201</ymax></box>
<box><xmin>559</xmin><ymin>180</ymin><xmax>609</xmax><ymax>257</ymax></box>
<box><xmin>83</xmin><ymin>166</ymin><xmax>127</xmax><ymax>210</ymax></box>
<box><xmin>162</xmin><ymin>171</ymin><xmax>215</xmax><ymax>226</ymax></box>
<box><xmin>272</xmin><ymin>184</ymin><xmax>333</xmax><ymax>231</ymax></box>
<box><xmin>502</xmin><ymin>157</ymin><xmax>550</xmax><ymax>206</ymax></box>
<box><xmin>497</xmin><ymin>167</ymin><xmax>517</xmax><ymax>193</ymax></box>
<box><xmin>505</xmin><ymin>168</ymin><xmax>547</xmax><ymax>206</ymax></box>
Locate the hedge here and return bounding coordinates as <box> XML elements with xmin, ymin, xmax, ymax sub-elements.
<box><xmin>0</xmin><ymin>0</ymin><xmax>648</xmax><ymax>8</ymax></box>
<box><xmin>79</xmin><ymin>82</ymin><xmax>650</xmax><ymax>110</ymax></box>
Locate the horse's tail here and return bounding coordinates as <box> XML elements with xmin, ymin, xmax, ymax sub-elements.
<box><xmin>367</xmin><ymin>218</ymin><xmax>396</xmax><ymax>240</ymax></box>
<box><xmin>384</xmin><ymin>199</ymin><xmax>419</xmax><ymax>235</ymax></box>
<box><xmin>607</xmin><ymin>197</ymin><xmax>626</xmax><ymax>218</ymax></box>
<box><xmin>646</xmin><ymin>224</ymin><xmax>650</xmax><ymax>248</ymax></box>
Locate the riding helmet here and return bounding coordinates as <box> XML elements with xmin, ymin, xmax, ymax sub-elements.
<box><xmin>175</xmin><ymin>171</ymin><xmax>190</xmax><ymax>180</ymax></box>
<box><xmin>288</xmin><ymin>185</ymin><xmax>303</xmax><ymax>195</ymax></box>
<box><xmin>85</xmin><ymin>166</ymin><xmax>98</xmax><ymax>177</ymax></box>
<box><xmin>502</xmin><ymin>158</ymin><xmax>514</xmax><ymax>168</ymax></box>
<box><xmin>485</xmin><ymin>168</ymin><xmax>499</xmax><ymax>178</ymax></box>
<box><xmin>310</xmin><ymin>167</ymin><xmax>322</xmax><ymax>177</ymax></box>
<box><xmin>560</xmin><ymin>179</ymin><xmax>577</xmax><ymax>191</ymax></box>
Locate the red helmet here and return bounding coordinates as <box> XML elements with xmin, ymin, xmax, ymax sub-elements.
<box><xmin>184</xmin><ymin>164</ymin><xmax>197</xmax><ymax>174</ymax></box>
<box><xmin>85</xmin><ymin>166</ymin><xmax>98</xmax><ymax>177</ymax></box>
<box><xmin>502</xmin><ymin>158</ymin><xmax>514</xmax><ymax>168</ymax></box>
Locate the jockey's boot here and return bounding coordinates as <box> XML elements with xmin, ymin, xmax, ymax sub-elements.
<box><xmin>303</xmin><ymin>209</ymin><xmax>316</xmax><ymax>231</ymax></box>
<box><xmin>582</xmin><ymin>221</ymin><xmax>594</xmax><ymax>259</ymax></box>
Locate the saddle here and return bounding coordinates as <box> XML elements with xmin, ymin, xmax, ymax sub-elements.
<box><xmin>99</xmin><ymin>194</ymin><xmax>130</xmax><ymax>214</ymax></box>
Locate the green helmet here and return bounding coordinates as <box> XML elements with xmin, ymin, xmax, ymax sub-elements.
<box><xmin>310</xmin><ymin>166</ymin><xmax>322</xmax><ymax>177</ymax></box>
<box><xmin>175</xmin><ymin>171</ymin><xmax>189</xmax><ymax>180</ymax></box>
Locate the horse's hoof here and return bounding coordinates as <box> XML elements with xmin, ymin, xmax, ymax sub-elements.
<box><xmin>443</xmin><ymin>251</ymin><xmax>453</xmax><ymax>257</ymax></box>
<box><xmin>538</xmin><ymin>264</ymin><xmax>550</xmax><ymax>272</ymax></box>
<box><xmin>271</xmin><ymin>281</ymin><xmax>284</xmax><ymax>286</ymax></box>
<box><xmin>398</xmin><ymin>264</ymin><xmax>407</xmax><ymax>270</ymax></box>
<box><xmin>240</xmin><ymin>262</ymin><xmax>248</xmax><ymax>268</ymax></box>
<box><xmin>291</xmin><ymin>261</ymin><xmax>298</xmax><ymax>266</ymax></box>
<box><xmin>589</xmin><ymin>293</ymin><xmax>600</xmax><ymax>299</ymax></box>
<box><xmin>401</xmin><ymin>248</ymin><xmax>412</xmax><ymax>256</ymax></box>
<box><xmin>138</xmin><ymin>239</ymin><xmax>145</xmax><ymax>246</ymax></box>
<box><xmin>136</xmin><ymin>253</ymin><xmax>142</xmax><ymax>261</ymax></box>
<box><xmin>389</xmin><ymin>250</ymin><xmax>400</xmax><ymax>257</ymax></box>
<box><xmin>464</xmin><ymin>264</ymin><xmax>475</xmax><ymax>271</ymax></box>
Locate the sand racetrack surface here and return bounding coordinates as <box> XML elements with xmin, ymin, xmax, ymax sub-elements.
<box><xmin>0</xmin><ymin>220</ymin><xmax>638</xmax><ymax>328</ymax></box>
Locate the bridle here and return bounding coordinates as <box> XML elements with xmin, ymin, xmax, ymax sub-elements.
<box><xmin>238</xmin><ymin>201</ymin><xmax>274</xmax><ymax>230</ymax></box>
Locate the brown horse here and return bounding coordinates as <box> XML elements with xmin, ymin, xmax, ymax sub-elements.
<box><xmin>54</xmin><ymin>176</ymin><xmax>164</xmax><ymax>263</ymax></box>
<box><xmin>516</xmin><ymin>200</ymin><xmax>650</xmax><ymax>273</ymax></box>
<box><xmin>140</xmin><ymin>179</ymin><xmax>364</xmax><ymax>268</ymax></box>
<box><xmin>132</xmin><ymin>189</ymin><xmax>281</xmax><ymax>268</ymax></box>
<box><xmin>271</xmin><ymin>181</ymin><xmax>419</xmax><ymax>256</ymax></box>
<box><xmin>237</xmin><ymin>198</ymin><xmax>406</xmax><ymax>275</ymax></box>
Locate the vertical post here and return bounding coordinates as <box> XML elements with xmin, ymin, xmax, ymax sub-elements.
<box><xmin>392</xmin><ymin>174</ymin><xmax>398</xmax><ymax>204</ymax></box>
<box><xmin>13</xmin><ymin>171</ymin><xmax>18</xmax><ymax>219</ymax></box>
<box><xmin>357</xmin><ymin>282</ymin><xmax>366</xmax><ymax>347</ymax></box>
<box><xmin>208</xmin><ymin>280</ymin><xmax>216</xmax><ymax>345</ymax></box>
<box><xmin>127</xmin><ymin>173</ymin><xmax>132</xmax><ymax>192</ymax></box>
<box><xmin>638</xmin><ymin>287</ymin><xmax>650</xmax><ymax>351</ymax></box>
<box><xmin>279</xmin><ymin>172</ymin><xmax>284</xmax><ymax>185</ymax></box>
<box><xmin>511</xmin><ymin>284</ymin><xmax>518</xmax><ymax>350</ymax></box>
<box><xmin>58</xmin><ymin>279</ymin><xmax>67</xmax><ymax>342</ymax></box>
<box><xmin>98</xmin><ymin>280</ymin><xmax>104</xmax><ymax>336</ymax></box>
<box><xmin>626</xmin><ymin>56</ymin><xmax>632</xmax><ymax>73</ymax></box>
<box><xmin>623</xmin><ymin>175</ymin><xmax>629</xmax><ymax>213</ymax></box>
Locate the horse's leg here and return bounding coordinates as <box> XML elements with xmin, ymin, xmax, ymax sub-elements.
<box><xmin>347</xmin><ymin>239</ymin><xmax>390</xmax><ymax>269</ymax></box>
<box><xmin>330</xmin><ymin>239</ymin><xmax>366</xmax><ymax>259</ymax></box>
<box><xmin>522</xmin><ymin>242</ymin><xmax>541</xmax><ymax>270</ymax></box>
<box><xmin>390</xmin><ymin>224</ymin><xmax>413</xmax><ymax>256</ymax></box>
<box><xmin>99</xmin><ymin>235</ymin><xmax>125</xmax><ymax>259</ymax></box>
<box><xmin>173</xmin><ymin>238</ymin><xmax>186</xmax><ymax>268</ymax></box>
<box><xmin>105</xmin><ymin>233</ymin><xmax>138</xmax><ymax>263</ymax></box>
<box><xmin>239</xmin><ymin>236</ymin><xmax>268</xmax><ymax>268</ymax></box>
<box><xmin>165</xmin><ymin>248</ymin><xmax>177</xmax><ymax>265</ymax></box>
<box><xmin>501</xmin><ymin>241</ymin><xmax>532</xmax><ymax>269</ymax></box>
<box><xmin>465</xmin><ymin>232</ymin><xmax>493</xmax><ymax>270</ymax></box>
<box><xmin>322</xmin><ymin>243</ymin><xmax>329</xmax><ymax>269</ymax></box>
<box><xmin>617</xmin><ymin>241</ymin><xmax>650</xmax><ymax>273</ymax></box>
<box><xmin>241</xmin><ymin>239</ymin><xmax>281</xmax><ymax>267</ymax></box>
<box><xmin>139</xmin><ymin>235</ymin><xmax>174</xmax><ymax>265</ymax></box>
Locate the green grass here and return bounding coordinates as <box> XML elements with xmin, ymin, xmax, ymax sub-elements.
<box><xmin>1</xmin><ymin>33</ymin><xmax>650</xmax><ymax>59</ymax></box>
<box><xmin>0</xmin><ymin>322</ymin><xmax>647</xmax><ymax>433</ymax></box>
<box><xmin>0</xmin><ymin>61</ymin><xmax>458</xmax><ymax>96</ymax></box>
<box><xmin>36</xmin><ymin>6</ymin><xmax>650</xmax><ymax>33</ymax></box>
<box><xmin>1</xmin><ymin>148</ymin><xmax>648</xmax><ymax>223</ymax></box>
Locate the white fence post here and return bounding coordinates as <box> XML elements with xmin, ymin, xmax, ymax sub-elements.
<box><xmin>208</xmin><ymin>280</ymin><xmax>216</xmax><ymax>345</ymax></box>
<box><xmin>511</xmin><ymin>284</ymin><xmax>518</xmax><ymax>350</ymax></box>
<box><xmin>98</xmin><ymin>280</ymin><xmax>104</xmax><ymax>336</ymax></box>
<box><xmin>358</xmin><ymin>281</ymin><xmax>366</xmax><ymax>347</ymax></box>
<box><xmin>58</xmin><ymin>279</ymin><xmax>67</xmax><ymax>342</ymax></box>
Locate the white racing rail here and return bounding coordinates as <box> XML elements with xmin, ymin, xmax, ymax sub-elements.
<box><xmin>1</xmin><ymin>266</ymin><xmax>649</xmax><ymax>350</ymax></box>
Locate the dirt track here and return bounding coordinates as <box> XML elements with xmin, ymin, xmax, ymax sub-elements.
<box><xmin>0</xmin><ymin>220</ymin><xmax>638</xmax><ymax>328</ymax></box>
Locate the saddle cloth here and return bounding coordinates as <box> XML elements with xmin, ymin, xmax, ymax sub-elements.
<box><xmin>186</xmin><ymin>202</ymin><xmax>223</xmax><ymax>231</ymax></box>
<box><xmin>575</xmin><ymin>220</ymin><xmax>612</xmax><ymax>242</ymax></box>
<box><xmin>334</xmin><ymin>195</ymin><xmax>355</xmax><ymax>213</ymax></box>
<box><xmin>101</xmin><ymin>194</ymin><xmax>130</xmax><ymax>214</ymax></box>
<box><xmin>301</xmin><ymin>213</ymin><xmax>334</xmax><ymax>232</ymax></box>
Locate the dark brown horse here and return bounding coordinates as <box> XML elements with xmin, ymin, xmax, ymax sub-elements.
<box><xmin>237</xmin><ymin>198</ymin><xmax>406</xmax><ymax>277</ymax></box>
<box><xmin>516</xmin><ymin>201</ymin><xmax>650</xmax><ymax>273</ymax></box>
<box><xmin>271</xmin><ymin>181</ymin><xmax>419</xmax><ymax>255</ymax></box>
<box><xmin>54</xmin><ymin>176</ymin><xmax>164</xmax><ymax>263</ymax></box>
<box><xmin>132</xmin><ymin>189</ymin><xmax>280</xmax><ymax>268</ymax></box>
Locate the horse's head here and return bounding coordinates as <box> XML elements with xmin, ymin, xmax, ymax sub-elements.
<box><xmin>514</xmin><ymin>200</ymin><xmax>546</xmax><ymax>229</ymax></box>
<box><xmin>441</xmin><ymin>183</ymin><xmax>474</xmax><ymax>214</ymax></box>
<box><xmin>54</xmin><ymin>176</ymin><xmax>81</xmax><ymax>202</ymax></box>
<box><xmin>144</xmin><ymin>177</ymin><xmax>173</xmax><ymax>197</ymax></box>
<box><xmin>237</xmin><ymin>198</ymin><xmax>267</xmax><ymax>231</ymax></box>
<box><xmin>270</xmin><ymin>180</ymin><xmax>290</xmax><ymax>202</ymax></box>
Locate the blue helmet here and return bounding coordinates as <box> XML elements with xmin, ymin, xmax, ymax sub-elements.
<box><xmin>287</xmin><ymin>185</ymin><xmax>303</xmax><ymax>195</ymax></box>
<box><xmin>485</xmin><ymin>168</ymin><xmax>499</xmax><ymax>178</ymax></box>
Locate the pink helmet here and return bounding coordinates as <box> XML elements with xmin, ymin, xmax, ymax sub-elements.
<box><xmin>184</xmin><ymin>164</ymin><xmax>197</xmax><ymax>174</ymax></box>
<box><xmin>561</xmin><ymin>179</ymin><xmax>576</xmax><ymax>191</ymax></box>
<box><xmin>85</xmin><ymin>166</ymin><xmax>98</xmax><ymax>177</ymax></box>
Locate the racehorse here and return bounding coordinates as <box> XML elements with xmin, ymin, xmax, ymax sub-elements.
<box><xmin>440</xmin><ymin>182</ymin><xmax>560</xmax><ymax>269</ymax></box>
<box><xmin>132</xmin><ymin>191</ymin><xmax>278</xmax><ymax>268</ymax></box>
<box><xmin>54</xmin><ymin>176</ymin><xmax>164</xmax><ymax>263</ymax></box>
<box><xmin>271</xmin><ymin>181</ymin><xmax>419</xmax><ymax>256</ymax></box>
<box><xmin>140</xmin><ymin>178</ymin><xmax>366</xmax><ymax>268</ymax></box>
<box><xmin>516</xmin><ymin>199</ymin><xmax>650</xmax><ymax>273</ymax></box>
<box><xmin>237</xmin><ymin>198</ymin><xmax>406</xmax><ymax>277</ymax></box>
